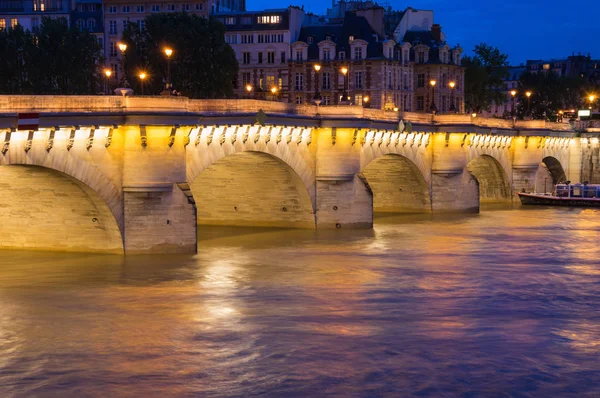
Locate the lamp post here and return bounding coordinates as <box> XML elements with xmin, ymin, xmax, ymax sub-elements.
<box><xmin>363</xmin><ymin>95</ymin><xmax>370</xmax><ymax>108</ymax></box>
<box><xmin>118</xmin><ymin>42</ymin><xmax>128</xmax><ymax>87</ymax></box>
<box><xmin>526</xmin><ymin>90</ymin><xmax>532</xmax><ymax>117</ymax></box>
<box><xmin>340</xmin><ymin>66</ymin><xmax>349</xmax><ymax>104</ymax></box>
<box><xmin>449</xmin><ymin>81</ymin><xmax>456</xmax><ymax>113</ymax></box>
<box><xmin>104</xmin><ymin>68</ymin><xmax>112</xmax><ymax>94</ymax></box>
<box><xmin>313</xmin><ymin>63</ymin><xmax>321</xmax><ymax>104</ymax></box>
<box><xmin>589</xmin><ymin>94</ymin><xmax>596</xmax><ymax>110</ymax></box>
<box><xmin>429</xmin><ymin>79</ymin><xmax>437</xmax><ymax>114</ymax></box>
<box><xmin>164</xmin><ymin>47</ymin><xmax>173</xmax><ymax>91</ymax></box>
<box><xmin>138</xmin><ymin>72</ymin><xmax>147</xmax><ymax>96</ymax></box>
<box><xmin>510</xmin><ymin>89</ymin><xmax>517</xmax><ymax>121</ymax></box>
<box><xmin>270</xmin><ymin>86</ymin><xmax>278</xmax><ymax>101</ymax></box>
<box><xmin>245</xmin><ymin>84</ymin><xmax>253</xmax><ymax>99</ymax></box>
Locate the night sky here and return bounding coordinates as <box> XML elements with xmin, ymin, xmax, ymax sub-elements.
<box><xmin>247</xmin><ymin>0</ymin><xmax>600</xmax><ymax>65</ymax></box>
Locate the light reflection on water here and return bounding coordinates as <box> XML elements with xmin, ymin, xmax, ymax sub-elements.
<box><xmin>1</xmin><ymin>208</ymin><xmax>600</xmax><ymax>396</ymax></box>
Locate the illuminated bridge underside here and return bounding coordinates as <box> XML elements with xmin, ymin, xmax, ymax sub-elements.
<box><xmin>191</xmin><ymin>152</ymin><xmax>315</xmax><ymax>228</ymax></box>
<box><xmin>362</xmin><ymin>154</ymin><xmax>431</xmax><ymax>213</ymax></box>
<box><xmin>0</xmin><ymin>165</ymin><xmax>123</xmax><ymax>253</ymax></box>
<box><xmin>467</xmin><ymin>156</ymin><xmax>512</xmax><ymax>204</ymax></box>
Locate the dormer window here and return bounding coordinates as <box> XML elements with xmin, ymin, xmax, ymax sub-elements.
<box><xmin>339</xmin><ymin>51</ymin><xmax>345</xmax><ymax>60</ymax></box>
<box><xmin>348</xmin><ymin>35</ymin><xmax>354</xmax><ymax>43</ymax></box>
<box><xmin>418</xmin><ymin>51</ymin><xmax>425</xmax><ymax>64</ymax></box>
<box><xmin>307</xmin><ymin>36</ymin><xmax>313</xmax><ymax>44</ymax></box>
<box><xmin>326</xmin><ymin>35</ymin><xmax>331</xmax><ymax>41</ymax></box>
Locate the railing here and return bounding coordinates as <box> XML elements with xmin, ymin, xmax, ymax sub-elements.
<box><xmin>0</xmin><ymin>95</ymin><xmax>580</xmax><ymax>133</ymax></box>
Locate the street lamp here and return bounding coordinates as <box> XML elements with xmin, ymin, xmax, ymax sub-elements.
<box><xmin>313</xmin><ymin>63</ymin><xmax>321</xmax><ymax>104</ymax></box>
<box><xmin>340</xmin><ymin>66</ymin><xmax>349</xmax><ymax>103</ymax></box>
<box><xmin>510</xmin><ymin>89</ymin><xmax>517</xmax><ymax>121</ymax></box>
<box><xmin>118</xmin><ymin>42</ymin><xmax>128</xmax><ymax>87</ymax></box>
<box><xmin>429</xmin><ymin>79</ymin><xmax>437</xmax><ymax>114</ymax></box>
<box><xmin>138</xmin><ymin>72</ymin><xmax>147</xmax><ymax>95</ymax></box>
<box><xmin>363</xmin><ymin>95</ymin><xmax>370</xmax><ymax>108</ymax></box>
<box><xmin>526</xmin><ymin>90</ymin><xmax>532</xmax><ymax>117</ymax></box>
<box><xmin>164</xmin><ymin>47</ymin><xmax>173</xmax><ymax>91</ymax></box>
<box><xmin>589</xmin><ymin>94</ymin><xmax>596</xmax><ymax>110</ymax></box>
<box><xmin>245</xmin><ymin>84</ymin><xmax>253</xmax><ymax>99</ymax></box>
<box><xmin>449</xmin><ymin>81</ymin><xmax>456</xmax><ymax>112</ymax></box>
<box><xmin>270</xmin><ymin>86</ymin><xmax>278</xmax><ymax>101</ymax></box>
<box><xmin>104</xmin><ymin>68</ymin><xmax>112</xmax><ymax>94</ymax></box>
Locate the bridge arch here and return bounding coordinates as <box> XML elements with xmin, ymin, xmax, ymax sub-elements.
<box><xmin>536</xmin><ymin>156</ymin><xmax>567</xmax><ymax>193</ymax></box>
<box><xmin>189</xmin><ymin>151</ymin><xmax>316</xmax><ymax>228</ymax></box>
<box><xmin>0</xmin><ymin>165</ymin><xmax>123</xmax><ymax>253</ymax></box>
<box><xmin>466</xmin><ymin>155</ymin><xmax>512</xmax><ymax>203</ymax></box>
<box><xmin>360</xmin><ymin>154</ymin><xmax>431</xmax><ymax>213</ymax></box>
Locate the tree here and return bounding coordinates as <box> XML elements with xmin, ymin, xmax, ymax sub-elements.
<box><xmin>121</xmin><ymin>13</ymin><xmax>238</xmax><ymax>98</ymax></box>
<box><xmin>0</xmin><ymin>18</ymin><xmax>102</xmax><ymax>94</ymax></box>
<box><xmin>462</xmin><ymin>43</ymin><xmax>509</xmax><ymax>113</ymax></box>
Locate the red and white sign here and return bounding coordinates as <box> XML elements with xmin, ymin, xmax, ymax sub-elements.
<box><xmin>17</xmin><ymin>113</ymin><xmax>39</xmax><ymax>130</ymax></box>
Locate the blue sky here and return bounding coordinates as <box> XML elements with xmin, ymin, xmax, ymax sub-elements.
<box><xmin>248</xmin><ymin>0</ymin><xmax>600</xmax><ymax>65</ymax></box>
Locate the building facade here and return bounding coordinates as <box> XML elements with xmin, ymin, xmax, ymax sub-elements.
<box><xmin>0</xmin><ymin>0</ymin><xmax>73</xmax><ymax>32</ymax></box>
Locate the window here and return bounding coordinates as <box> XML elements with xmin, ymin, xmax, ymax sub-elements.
<box><xmin>111</xmin><ymin>64</ymin><xmax>118</xmax><ymax>74</ymax></box>
<box><xmin>267</xmin><ymin>51</ymin><xmax>275</xmax><ymax>64</ymax></box>
<box><xmin>1</xmin><ymin>18</ymin><xmax>7</xmax><ymax>30</ymax></box>
<box><xmin>295</xmin><ymin>50</ymin><xmax>302</xmax><ymax>61</ymax></box>
<box><xmin>388</xmin><ymin>48</ymin><xmax>392</xmax><ymax>59</ymax></box>
<box><xmin>348</xmin><ymin>35</ymin><xmax>354</xmax><ymax>42</ymax></box>
<box><xmin>339</xmin><ymin>51</ymin><xmax>345</xmax><ymax>60</ymax></box>
<box><xmin>122</xmin><ymin>20</ymin><xmax>128</xmax><ymax>31</ymax></box>
<box><xmin>78</xmin><ymin>4</ymin><xmax>85</xmax><ymax>11</ymax></box>
<box><xmin>353</xmin><ymin>47</ymin><xmax>363</xmax><ymax>60</ymax></box>
<box><xmin>87</xmin><ymin>19</ymin><xmax>95</xmax><ymax>29</ymax></box>
<box><xmin>168</xmin><ymin>4</ymin><xmax>176</xmax><ymax>11</ymax></box>
<box><xmin>241</xmin><ymin>16</ymin><xmax>251</xmax><ymax>24</ymax></box>
<box><xmin>323</xmin><ymin>49</ymin><xmax>330</xmax><ymax>61</ymax></box>
<box><xmin>355</xmin><ymin>71</ymin><xmax>362</xmax><ymax>89</ymax></box>
<box><xmin>136</xmin><ymin>5</ymin><xmax>144</xmax><ymax>12</ymax></box>
<box><xmin>98</xmin><ymin>37</ymin><xmax>103</xmax><ymax>49</ymax></box>
<box><xmin>109</xmin><ymin>20</ymin><xmax>117</xmax><ymax>34</ymax></box>
<box><xmin>266</xmin><ymin>75</ymin><xmax>275</xmax><ymax>89</ymax></box>
<box><xmin>417</xmin><ymin>73</ymin><xmax>425</xmax><ymax>88</ymax></box>
<box><xmin>122</xmin><ymin>5</ymin><xmax>130</xmax><ymax>12</ymax></box>
<box><xmin>295</xmin><ymin>73</ymin><xmax>303</xmax><ymax>90</ymax></box>
<box><xmin>403</xmin><ymin>95</ymin><xmax>408</xmax><ymax>111</ymax></box>
<box><xmin>109</xmin><ymin>41</ymin><xmax>117</xmax><ymax>57</ymax></box>
<box><xmin>224</xmin><ymin>17</ymin><xmax>235</xmax><ymax>24</ymax></box>
<box><xmin>403</xmin><ymin>72</ymin><xmax>408</xmax><ymax>89</ymax></box>
<box><xmin>307</xmin><ymin>37</ymin><xmax>313</xmax><ymax>44</ymax></box>
<box><xmin>137</xmin><ymin>20</ymin><xmax>145</xmax><ymax>30</ymax></box>
<box><xmin>280</xmin><ymin>51</ymin><xmax>286</xmax><ymax>63</ymax></box>
<box><xmin>355</xmin><ymin>94</ymin><xmax>363</xmax><ymax>106</ymax></box>
<box><xmin>226</xmin><ymin>34</ymin><xmax>237</xmax><ymax>44</ymax></box>
<box><xmin>89</xmin><ymin>4</ymin><xmax>96</xmax><ymax>11</ymax></box>
<box><xmin>543</xmin><ymin>64</ymin><xmax>550</xmax><ymax>70</ymax></box>
<box><xmin>295</xmin><ymin>96</ymin><xmax>303</xmax><ymax>104</ymax></box>
<box><xmin>108</xmin><ymin>6</ymin><xmax>116</xmax><ymax>12</ymax></box>
<box><xmin>322</xmin><ymin>95</ymin><xmax>331</xmax><ymax>105</ymax></box>
<box><xmin>258</xmin><ymin>52</ymin><xmax>263</xmax><ymax>64</ymax></box>
<box><xmin>151</xmin><ymin>5</ymin><xmax>160</xmax><ymax>11</ymax></box>
<box><xmin>195</xmin><ymin>3</ymin><xmax>203</xmax><ymax>10</ymax></box>
<box><xmin>403</xmin><ymin>50</ymin><xmax>408</xmax><ymax>65</ymax></box>
<box><xmin>242</xmin><ymin>52</ymin><xmax>251</xmax><ymax>64</ymax></box>
<box><xmin>322</xmin><ymin>72</ymin><xmax>330</xmax><ymax>90</ymax></box>
<box><xmin>417</xmin><ymin>96</ymin><xmax>425</xmax><ymax>111</ymax></box>
<box><xmin>278</xmin><ymin>77</ymin><xmax>283</xmax><ymax>90</ymax></box>
<box><xmin>418</xmin><ymin>51</ymin><xmax>425</xmax><ymax>64</ymax></box>
<box><xmin>242</xmin><ymin>72</ymin><xmax>251</xmax><ymax>86</ymax></box>
<box><xmin>258</xmin><ymin>15</ymin><xmax>280</xmax><ymax>24</ymax></box>
<box><xmin>183</xmin><ymin>4</ymin><xmax>190</xmax><ymax>11</ymax></box>
<box><xmin>442</xmin><ymin>96</ymin><xmax>447</xmax><ymax>112</ymax></box>
<box><xmin>10</xmin><ymin>18</ymin><xmax>18</xmax><ymax>28</ymax></box>
<box><xmin>77</xmin><ymin>19</ymin><xmax>85</xmax><ymax>30</ymax></box>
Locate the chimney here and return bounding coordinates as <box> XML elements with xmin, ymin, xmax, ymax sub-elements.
<box><xmin>431</xmin><ymin>24</ymin><xmax>442</xmax><ymax>42</ymax></box>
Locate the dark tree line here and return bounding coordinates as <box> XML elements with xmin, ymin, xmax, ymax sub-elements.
<box><xmin>121</xmin><ymin>13</ymin><xmax>238</xmax><ymax>98</ymax></box>
<box><xmin>0</xmin><ymin>18</ymin><xmax>102</xmax><ymax>94</ymax></box>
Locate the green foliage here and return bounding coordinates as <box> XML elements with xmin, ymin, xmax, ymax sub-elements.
<box><xmin>121</xmin><ymin>13</ymin><xmax>238</xmax><ymax>98</ymax></box>
<box><xmin>0</xmin><ymin>18</ymin><xmax>102</xmax><ymax>94</ymax></box>
<box><xmin>462</xmin><ymin>43</ymin><xmax>509</xmax><ymax>113</ymax></box>
<box><xmin>516</xmin><ymin>71</ymin><xmax>598</xmax><ymax>120</ymax></box>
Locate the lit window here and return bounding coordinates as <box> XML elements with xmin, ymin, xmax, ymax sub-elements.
<box><xmin>258</xmin><ymin>15</ymin><xmax>280</xmax><ymax>24</ymax></box>
<box><xmin>10</xmin><ymin>18</ymin><xmax>18</xmax><ymax>28</ymax></box>
<box><xmin>349</xmin><ymin>35</ymin><xmax>354</xmax><ymax>42</ymax></box>
<box><xmin>543</xmin><ymin>64</ymin><xmax>550</xmax><ymax>70</ymax></box>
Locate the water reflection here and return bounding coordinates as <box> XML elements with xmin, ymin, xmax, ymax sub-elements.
<box><xmin>0</xmin><ymin>208</ymin><xmax>599</xmax><ymax>396</ymax></box>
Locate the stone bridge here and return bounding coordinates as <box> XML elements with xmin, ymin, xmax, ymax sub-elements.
<box><xmin>0</xmin><ymin>96</ymin><xmax>593</xmax><ymax>254</ymax></box>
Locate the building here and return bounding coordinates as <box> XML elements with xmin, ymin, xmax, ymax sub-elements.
<box><xmin>290</xmin><ymin>10</ymin><xmax>413</xmax><ymax>109</ymax></box>
<box><xmin>526</xmin><ymin>53</ymin><xmax>600</xmax><ymax>84</ymax></box>
<box><xmin>218</xmin><ymin>7</ymin><xmax>305</xmax><ymax>101</ymax></box>
<box><xmin>394</xmin><ymin>10</ymin><xmax>464</xmax><ymax>113</ymax></box>
<box><xmin>481</xmin><ymin>66</ymin><xmax>525</xmax><ymax>118</ymax></box>
<box><xmin>71</xmin><ymin>0</ymin><xmax>103</xmax><ymax>46</ymax></box>
<box><xmin>0</xmin><ymin>0</ymin><xmax>73</xmax><ymax>32</ymax></box>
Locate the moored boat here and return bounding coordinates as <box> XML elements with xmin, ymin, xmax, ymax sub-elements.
<box><xmin>518</xmin><ymin>183</ymin><xmax>600</xmax><ymax>207</ymax></box>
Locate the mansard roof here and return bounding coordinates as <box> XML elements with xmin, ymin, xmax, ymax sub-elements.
<box><xmin>402</xmin><ymin>30</ymin><xmax>442</xmax><ymax>47</ymax></box>
<box><xmin>298</xmin><ymin>12</ymin><xmax>383</xmax><ymax>60</ymax></box>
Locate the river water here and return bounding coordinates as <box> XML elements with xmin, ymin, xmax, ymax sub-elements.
<box><xmin>0</xmin><ymin>208</ymin><xmax>599</xmax><ymax>397</ymax></box>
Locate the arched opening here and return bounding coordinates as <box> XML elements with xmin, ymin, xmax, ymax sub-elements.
<box><xmin>466</xmin><ymin>155</ymin><xmax>511</xmax><ymax>203</ymax></box>
<box><xmin>361</xmin><ymin>154</ymin><xmax>430</xmax><ymax>213</ymax></box>
<box><xmin>536</xmin><ymin>156</ymin><xmax>567</xmax><ymax>192</ymax></box>
<box><xmin>190</xmin><ymin>151</ymin><xmax>315</xmax><ymax>228</ymax></box>
<box><xmin>0</xmin><ymin>165</ymin><xmax>123</xmax><ymax>253</ymax></box>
